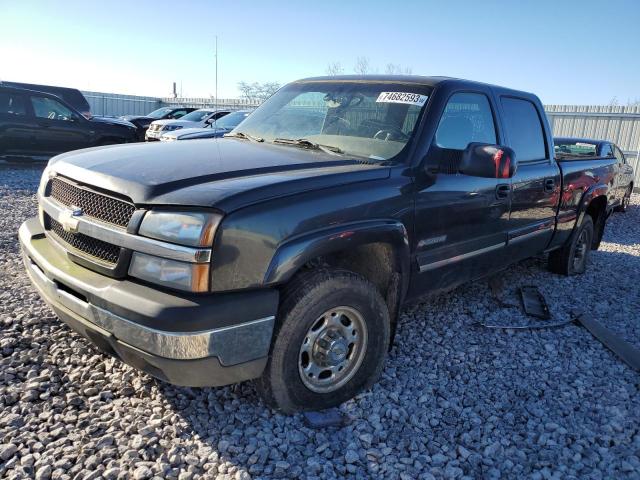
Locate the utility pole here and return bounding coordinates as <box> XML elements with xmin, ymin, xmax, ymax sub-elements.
<box><xmin>215</xmin><ymin>36</ymin><xmax>218</xmax><ymax>111</ymax></box>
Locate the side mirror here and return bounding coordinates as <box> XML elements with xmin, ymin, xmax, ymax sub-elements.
<box><xmin>205</xmin><ymin>117</ymin><xmax>216</xmax><ymax>125</ymax></box>
<box><xmin>459</xmin><ymin>143</ymin><xmax>517</xmax><ymax>178</ymax></box>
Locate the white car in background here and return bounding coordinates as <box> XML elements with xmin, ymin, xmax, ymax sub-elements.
<box><xmin>160</xmin><ymin>110</ymin><xmax>253</xmax><ymax>141</ymax></box>
<box><xmin>145</xmin><ymin>108</ymin><xmax>231</xmax><ymax>141</ymax></box>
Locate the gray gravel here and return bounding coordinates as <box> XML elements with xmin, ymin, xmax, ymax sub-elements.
<box><xmin>1</xmin><ymin>163</ymin><xmax>639</xmax><ymax>480</ymax></box>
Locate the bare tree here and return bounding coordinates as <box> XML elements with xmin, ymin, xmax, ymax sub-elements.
<box><xmin>354</xmin><ymin>56</ymin><xmax>371</xmax><ymax>75</ymax></box>
<box><xmin>608</xmin><ymin>96</ymin><xmax>619</xmax><ymax>107</ymax></box>
<box><xmin>385</xmin><ymin>63</ymin><xmax>413</xmax><ymax>75</ymax></box>
<box><xmin>326</xmin><ymin>62</ymin><xmax>344</xmax><ymax>76</ymax></box>
<box><xmin>237</xmin><ymin>81</ymin><xmax>281</xmax><ymax>103</ymax></box>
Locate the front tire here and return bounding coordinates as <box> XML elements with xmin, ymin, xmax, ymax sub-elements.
<box><xmin>548</xmin><ymin>214</ymin><xmax>594</xmax><ymax>275</ymax></box>
<box><xmin>256</xmin><ymin>269</ymin><xmax>390</xmax><ymax>413</ymax></box>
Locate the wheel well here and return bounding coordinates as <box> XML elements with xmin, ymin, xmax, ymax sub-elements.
<box><xmin>298</xmin><ymin>242</ymin><xmax>403</xmax><ymax>342</ymax></box>
<box><xmin>585</xmin><ymin>195</ymin><xmax>607</xmax><ymax>248</ymax></box>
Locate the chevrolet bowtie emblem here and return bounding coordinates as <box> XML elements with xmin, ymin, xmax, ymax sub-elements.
<box><xmin>60</xmin><ymin>206</ymin><xmax>83</xmax><ymax>233</ymax></box>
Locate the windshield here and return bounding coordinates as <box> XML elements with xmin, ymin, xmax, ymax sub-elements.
<box><xmin>180</xmin><ymin>110</ymin><xmax>214</xmax><ymax>122</ymax></box>
<box><xmin>554</xmin><ymin>141</ymin><xmax>598</xmax><ymax>157</ymax></box>
<box><xmin>147</xmin><ymin>107</ymin><xmax>173</xmax><ymax>119</ymax></box>
<box><xmin>213</xmin><ymin>111</ymin><xmax>250</xmax><ymax>129</ymax></box>
<box><xmin>233</xmin><ymin>81</ymin><xmax>431</xmax><ymax>161</ymax></box>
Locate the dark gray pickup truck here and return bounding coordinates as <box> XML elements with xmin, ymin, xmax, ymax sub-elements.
<box><xmin>20</xmin><ymin>76</ymin><xmax>621</xmax><ymax>412</ymax></box>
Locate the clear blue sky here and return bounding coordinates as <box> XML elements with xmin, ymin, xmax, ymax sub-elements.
<box><xmin>1</xmin><ymin>0</ymin><xmax>639</xmax><ymax>104</ymax></box>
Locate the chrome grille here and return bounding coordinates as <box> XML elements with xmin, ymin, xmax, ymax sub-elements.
<box><xmin>50</xmin><ymin>177</ymin><xmax>134</xmax><ymax>228</ymax></box>
<box><xmin>49</xmin><ymin>217</ymin><xmax>120</xmax><ymax>265</ymax></box>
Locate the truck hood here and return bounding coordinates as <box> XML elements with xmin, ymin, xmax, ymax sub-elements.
<box><xmin>48</xmin><ymin>139</ymin><xmax>390</xmax><ymax>212</ymax></box>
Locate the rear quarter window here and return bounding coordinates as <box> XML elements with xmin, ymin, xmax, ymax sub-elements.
<box><xmin>0</xmin><ymin>92</ymin><xmax>27</xmax><ymax>116</ymax></box>
<box><xmin>501</xmin><ymin>97</ymin><xmax>546</xmax><ymax>162</ymax></box>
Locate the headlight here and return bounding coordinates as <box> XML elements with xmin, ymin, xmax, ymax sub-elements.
<box><xmin>129</xmin><ymin>252</ymin><xmax>209</xmax><ymax>292</ymax></box>
<box><xmin>37</xmin><ymin>167</ymin><xmax>55</xmax><ymax>227</ymax></box>
<box><xmin>138</xmin><ymin>211</ymin><xmax>221</xmax><ymax>247</ymax></box>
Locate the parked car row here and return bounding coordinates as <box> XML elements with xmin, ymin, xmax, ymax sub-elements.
<box><xmin>145</xmin><ymin>108</ymin><xmax>231</xmax><ymax>141</ymax></box>
<box><xmin>122</xmin><ymin>107</ymin><xmax>198</xmax><ymax>141</ymax></box>
<box><xmin>158</xmin><ymin>110</ymin><xmax>253</xmax><ymax>141</ymax></box>
<box><xmin>0</xmin><ymin>82</ymin><xmax>256</xmax><ymax>161</ymax></box>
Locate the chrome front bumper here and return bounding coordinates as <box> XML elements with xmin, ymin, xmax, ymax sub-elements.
<box><xmin>19</xmin><ymin>217</ymin><xmax>278</xmax><ymax>386</ymax></box>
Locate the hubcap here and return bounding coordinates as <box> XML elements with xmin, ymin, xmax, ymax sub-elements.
<box><xmin>573</xmin><ymin>229</ymin><xmax>589</xmax><ymax>271</ymax></box>
<box><xmin>298</xmin><ymin>306</ymin><xmax>368</xmax><ymax>393</ymax></box>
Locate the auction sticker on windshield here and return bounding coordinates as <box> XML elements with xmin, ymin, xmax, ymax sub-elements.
<box><xmin>376</xmin><ymin>92</ymin><xmax>428</xmax><ymax>106</ymax></box>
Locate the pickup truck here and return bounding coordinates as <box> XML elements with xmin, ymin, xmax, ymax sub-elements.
<box><xmin>555</xmin><ymin>137</ymin><xmax>634</xmax><ymax>212</ymax></box>
<box><xmin>19</xmin><ymin>76</ymin><xmax>620</xmax><ymax>413</ymax></box>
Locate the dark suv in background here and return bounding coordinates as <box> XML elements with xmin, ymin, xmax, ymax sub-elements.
<box><xmin>0</xmin><ymin>85</ymin><xmax>137</xmax><ymax>162</ymax></box>
<box><xmin>1</xmin><ymin>81</ymin><xmax>92</xmax><ymax>118</ymax></box>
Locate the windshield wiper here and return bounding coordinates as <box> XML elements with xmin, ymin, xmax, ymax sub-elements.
<box><xmin>224</xmin><ymin>131</ymin><xmax>264</xmax><ymax>142</ymax></box>
<box><xmin>273</xmin><ymin>138</ymin><xmax>343</xmax><ymax>155</ymax></box>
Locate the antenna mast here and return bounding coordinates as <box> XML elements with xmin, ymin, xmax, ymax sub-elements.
<box><xmin>215</xmin><ymin>36</ymin><xmax>218</xmax><ymax>111</ymax></box>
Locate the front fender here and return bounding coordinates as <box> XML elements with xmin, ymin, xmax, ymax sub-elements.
<box><xmin>263</xmin><ymin>219</ymin><xmax>410</xmax><ymax>286</ymax></box>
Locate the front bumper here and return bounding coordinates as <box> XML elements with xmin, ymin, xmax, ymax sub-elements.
<box><xmin>19</xmin><ymin>217</ymin><xmax>278</xmax><ymax>387</ymax></box>
<box><xmin>145</xmin><ymin>129</ymin><xmax>162</xmax><ymax>141</ymax></box>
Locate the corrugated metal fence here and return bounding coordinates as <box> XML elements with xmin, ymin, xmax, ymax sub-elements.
<box><xmin>161</xmin><ymin>97</ymin><xmax>259</xmax><ymax>110</ymax></box>
<box><xmin>81</xmin><ymin>91</ymin><xmax>161</xmax><ymax>116</ymax></box>
<box><xmin>80</xmin><ymin>91</ymin><xmax>640</xmax><ymax>187</ymax></box>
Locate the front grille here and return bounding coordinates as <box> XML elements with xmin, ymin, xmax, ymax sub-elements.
<box><xmin>49</xmin><ymin>217</ymin><xmax>120</xmax><ymax>265</ymax></box>
<box><xmin>50</xmin><ymin>177</ymin><xmax>134</xmax><ymax>228</ymax></box>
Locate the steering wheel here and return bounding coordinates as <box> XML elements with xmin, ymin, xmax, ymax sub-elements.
<box><xmin>373</xmin><ymin>127</ymin><xmax>409</xmax><ymax>141</ymax></box>
<box><xmin>325</xmin><ymin>115</ymin><xmax>351</xmax><ymax>128</ymax></box>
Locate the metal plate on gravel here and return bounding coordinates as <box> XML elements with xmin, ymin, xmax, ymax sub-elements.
<box><xmin>520</xmin><ymin>286</ymin><xmax>551</xmax><ymax>320</ymax></box>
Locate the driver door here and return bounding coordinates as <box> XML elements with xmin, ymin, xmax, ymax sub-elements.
<box><xmin>410</xmin><ymin>91</ymin><xmax>511</xmax><ymax>298</ymax></box>
<box><xmin>29</xmin><ymin>95</ymin><xmax>91</xmax><ymax>155</ymax></box>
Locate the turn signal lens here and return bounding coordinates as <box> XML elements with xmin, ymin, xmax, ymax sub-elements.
<box><xmin>129</xmin><ymin>252</ymin><xmax>209</xmax><ymax>292</ymax></box>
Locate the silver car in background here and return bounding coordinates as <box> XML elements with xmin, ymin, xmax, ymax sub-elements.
<box><xmin>145</xmin><ymin>108</ymin><xmax>231</xmax><ymax>141</ymax></box>
<box><xmin>160</xmin><ymin>110</ymin><xmax>253</xmax><ymax>141</ymax></box>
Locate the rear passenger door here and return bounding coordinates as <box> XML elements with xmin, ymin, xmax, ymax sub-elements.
<box><xmin>411</xmin><ymin>91</ymin><xmax>511</xmax><ymax>297</ymax></box>
<box><xmin>499</xmin><ymin>96</ymin><xmax>560</xmax><ymax>260</ymax></box>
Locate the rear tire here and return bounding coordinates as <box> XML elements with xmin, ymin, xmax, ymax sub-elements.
<box><xmin>616</xmin><ymin>186</ymin><xmax>632</xmax><ymax>213</ymax></box>
<box><xmin>548</xmin><ymin>215</ymin><xmax>594</xmax><ymax>276</ymax></box>
<box><xmin>256</xmin><ymin>268</ymin><xmax>390</xmax><ymax>413</ymax></box>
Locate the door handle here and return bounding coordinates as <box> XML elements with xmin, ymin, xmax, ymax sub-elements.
<box><xmin>544</xmin><ymin>178</ymin><xmax>555</xmax><ymax>193</ymax></box>
<box><xmin>495</xmin><ymin>183</ymin><xmax>511</xmax><ymax>200</ymax></box>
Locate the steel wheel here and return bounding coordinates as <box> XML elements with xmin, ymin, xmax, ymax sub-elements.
<box><xmin>298</xmin><ymin>306</ymin><xmax>368</xmax><ymax>393</ymax></box>
<box><xmin>572</xmin><ymin>228</ymin><xmax>589</xmax><ymax>271</ymax></box>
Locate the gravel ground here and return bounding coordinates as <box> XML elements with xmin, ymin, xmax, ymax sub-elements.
<box><xmin>1</xmin><ymin>163</ymin><xmax>639</xmax><ymax>480</ymax></box>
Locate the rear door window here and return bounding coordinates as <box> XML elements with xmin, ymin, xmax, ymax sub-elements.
<box><xmin>600</xmin><ymin>143</ymin><xmax>613</xmax><ymax>157</ymax></box>
<box><xmin>31</xmin><ymin>96</ymin><xmax>77</xmax><ymax>122</ymax></box>
<box><xmin>500</xmin><ymin>97</ymin><xmax>546</xmax><ymax>162</ymax></box>
<box><xmin>613</xmin><ymin>146</ymin><xmax>626</xmax><ymax>163</ymax></box>
<box><xmin>0</xmin><ymin>92</ymin><xmax>27</xmax><ymax>116</ymax></box>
